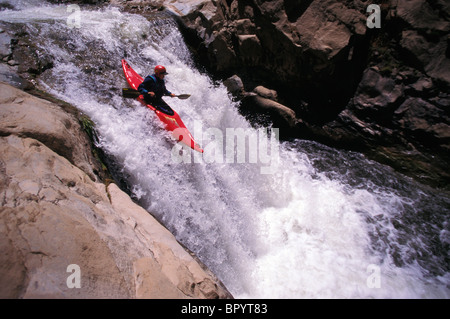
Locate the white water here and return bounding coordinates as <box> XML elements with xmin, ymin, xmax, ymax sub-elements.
<box><xmin>1</xmin><ymin>2</ymin><xmax>449</xmax><ymax>298</ymax></box>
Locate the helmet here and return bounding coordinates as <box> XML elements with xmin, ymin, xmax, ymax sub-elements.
<box><xmin>154</xmin><ymin>65</ymin><xmax>168</xmax><ymax>75</ymax></box>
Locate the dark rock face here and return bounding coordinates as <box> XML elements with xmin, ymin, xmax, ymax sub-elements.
<box><xmin>173</xmin><ymin>0</ymin><xmax>450</xmax><ymax>189</ymax></box>
<box><xmin>177</xmin><ymin>0</ymin><xmax>369</xmax><ymax>115</ymax></box>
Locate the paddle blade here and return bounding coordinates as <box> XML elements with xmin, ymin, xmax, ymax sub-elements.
<box><xmin>176</xmin><ymin>94</ymin><xmax>191</xmax><ymax>100</ymax></box>
<box><xmin>122</xmin><ymin>88</ymin><xmax>141</xmax><ymax>98</ymax></box>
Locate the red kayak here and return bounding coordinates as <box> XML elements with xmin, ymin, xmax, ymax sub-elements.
<box><xmin>122</xmin><ymin>59</ymin><xmax>204</xmax><ymax>153</ymax></box>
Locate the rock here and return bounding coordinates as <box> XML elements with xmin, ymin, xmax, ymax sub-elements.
<box><xmin>351</xmin><ymin>68</ymin><xmax>404</xmax><ymax>117</ymax></box>
<box><xmin>223</xmin><ymin>74</ymin><xmax>244</xmax><ymax>97</ymax></box>
<box><xmin>408</xmin><ymin>76</ymin><xmax>433</xmax><ymax>93</ymax></box>
<box><xmin>0</xmin><ymin>30</ymin><xmax>12</xmax><ymax>59</ymax></box>
<box><xmin>396</xmin><ymin>0</ymin><xmax>450</xmax><ymax>32</ymax></box>
<box><xmin>0</xmin><ymin>82</ymin><xmax>101</xmax><ymax>181</ymax></box>
<box><xmin>234</xmin><ymin>18</ymin><xmax>256</xmax><ymax>34</ymax></box>
<box><xmin>164</xmin><ymin>0</ymin><xmax>213</xmax><ymax>17</ymax></box>
<box><xmin>399</xmin><ymin>29</ymin><xmax>450</xmax><ymax>85</ymax></box>
<box><xmin>0</xmin><ymin>135</ymin><xmax>132</xmax><ymax>298</ymax></box>
<box><xmin>294</xmin><ymin>1</ymin><xmax>362</xmax><ymax>60</ymax></box>
<box><xmin>222</xmin><ymin>76</ymin><xmax>296</xmax><ymax>132</ymax></box>
<box><xmin>209</xmin><ymin>29</ymin><xmax>238</xmax><ymax>71</ymax></box>
<box><xmin>0</xmin><ymin>82</ymin><xmax>232</xmax><ymax>299</ymax></box>
<box><xmin>133</xmin><ymin>257</ymin><xmax>187</xmax><ymax>299</ymax></box>
<box><xmin>394</xmin><ymin>97</ymin><xmax>449</xmax><ymax>140</ymax></box>
<box><xmin>174</xmin><ymin>0</ymin><xmax>367</xmax><ymax>101</ymax></box>
<box><xmin>106</xmin><ymin>183</ymin><xmax>231</xmax><ymax>299</ymax></box>
<box><xmin>14</xmin><ymin>46</ymin><xmax>53</xmax><ymax>76</ymax></box>
<box><xmin>0</xmin><ymin>64</ymin><xmax>29</xmax><ymax>89</ymax></box>
<box><xmin>253</xmin><ymin>86</ymin><xmax>277</xmax><ymax>101</ymax></box>
<box><xmin>242</xmin><ymin>94</ymin><xmax>299</xmax><ymax>132</ymax></box>
<box><xmin>237</xmin><ymin>34</ymin><xmax>262</xmax><ymax>66</ymax></box>
<box><xmin>46</xmin><ymin>0</ymin><xmax>110</xmax><ymax>4</ymax></box>
<box><xmin>0</xmin><ymin>25</ymin><xmax>54</xmax><ymax>80</ymax></box>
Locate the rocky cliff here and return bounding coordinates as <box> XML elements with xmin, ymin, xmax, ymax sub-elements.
<box><xmin>0</xmin><ymin>82</ymin><xmax>232</xmax><ymax>299</ymax></box>
<box><xmin>153</xmin><ymin>0</ymin><xmax>449</xmax><ymax>189</ymax></box>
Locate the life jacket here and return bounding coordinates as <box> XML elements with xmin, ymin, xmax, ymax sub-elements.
<box><xmin>138</xmin><ymin>74</ymin><xmax>170</xmax><ymax>100</ymax></box>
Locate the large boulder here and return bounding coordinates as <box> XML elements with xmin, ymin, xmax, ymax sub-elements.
<box><xmin>0</xmin><ymin>82</ymin><xmax>232</xmax><ymax>299</ymax></box>
<box><xmin>396</xmin><ymin>0</ymin><xmax>450</xmax><ymax>85</ymax></box>
<box><xmin>0</xmin><ymin>82</ymin><xmax>101</xmax><ymax>181</ymax></box>
<box><xmin>321</xmin><ymin>66</ymin><xmax>450</xmax><ymax>188</ymax></box>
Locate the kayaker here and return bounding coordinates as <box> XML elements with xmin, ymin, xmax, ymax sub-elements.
<box><xmin>138</xmin><ymin>65</ymin><xmax>176</xmax><ymax>115</ymax></box>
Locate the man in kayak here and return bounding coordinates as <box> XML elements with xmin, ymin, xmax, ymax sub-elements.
<box><xmin>138</xmin><ymin>65</ymin><xmax>176</xmax><ymax>115</ymax></box>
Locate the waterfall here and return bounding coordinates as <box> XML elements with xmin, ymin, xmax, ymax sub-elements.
<box><xmin>1</xmin><ymin>1</ymin><xmax>449</xmax><ymax>298</ymax></box>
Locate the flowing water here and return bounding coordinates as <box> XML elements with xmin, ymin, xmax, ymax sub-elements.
<box><xmin>1</xmin><ymin>1</ymin><xmax>449</xmax><ymax>298</ymax></box>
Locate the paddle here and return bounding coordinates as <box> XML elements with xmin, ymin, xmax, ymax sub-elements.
<box><xmin>122</xmin><ymin>88</ymin><xmax>191</xmax><ymax>100</ymax></box>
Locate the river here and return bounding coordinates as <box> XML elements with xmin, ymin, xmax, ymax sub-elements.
<box><xmin>0</xmin><ymin>0</ymin><xmax>449</xmax><ymax>298</ymax></box>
